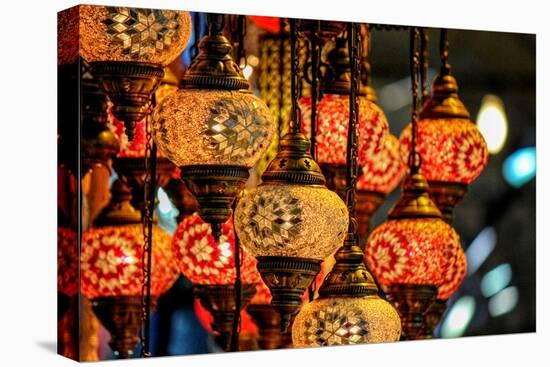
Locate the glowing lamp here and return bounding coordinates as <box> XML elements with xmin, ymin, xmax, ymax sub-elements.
<box><xmin>80</xmin><ymin>179</ymin><xmax>178</xmax><ymax>358</ymax></box>
<box><xmin>301</xmin><ymin>94</ymin><xmax>389</xmax><ymax>166</ymax></box>
<box><xmin>69</xmin><ymin>5</ymin><xmax>192</xmax><ymax>140</ymax></box>
<box><xmin>172</xmin><ymin>212</ymin><xmax>260</xmax><ymax>351</ymax></box>
<box><xmin>172</xmin><ymin>213</ymin><xmax>260</xmax><ymax>285</ymax></box>
<box><xmin>399</xmin><ymin>74</ymin><xmax>489</xmax><ymax>223</ymax></box>
<box><xmin>153</xmin><ymin>15</ymin><xmax>276</xmax><ymax>241</ymax></box>
<box><xmin>292</xmin><ymin>242</ymin><xmax>401</xmax><ymax>347</ymax></box>
<box><xmin>365</xmin><ymin>173</ymin><xmax>466</xmax><ymax>339</ymax></box>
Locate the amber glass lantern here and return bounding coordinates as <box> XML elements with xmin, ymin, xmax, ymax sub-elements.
<box><xmin>153</xmin><ymin>14</ymin><xmax>276</xmax><ymax>241</ymax></box>
<box><xmin>75</xmin><ymin>5</ymin><xmax>192</xmax><ymax>140</ymax></box>
<box><xmin>235</xmin><ymin>19</ymin><xmax>348</xmax><ymax>331</ymax></box>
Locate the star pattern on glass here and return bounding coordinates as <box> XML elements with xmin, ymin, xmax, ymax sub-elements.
<box><xmin>304</xmin><ymin>302</ymin><xmax>370</xmax><ymax>346</ymax></box>
<box><xmin>207</xmin><ymin>98</ymin><xmax>270</xmax><ymax>161</ymax></box>
<box><xmin>104</xmin><ymin>7</ymin><xmax>181</xmax><ymax>59</ymax></box>
<box><xmin>239</xmin><ymin>189</ymin><xmax>302</xmax><ymax>250</ymax></box>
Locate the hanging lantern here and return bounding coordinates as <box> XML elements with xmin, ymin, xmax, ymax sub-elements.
<box><xmin>356</xmin><ymin>134</ymin><xmax>406</xmax><ymax>239</ymax></box>
<box><xmin>399</xmin><ymin>30</ymin><xmax>488</xmax><ymax>224</ymax></box>
<box><xmin>235</xmin><ymin>19</ymin><xmax>349</xmax><ymax>332</ymax></box>
<box><xmin>153</xmin><ymin>14</ymin><xmax>276</xmax><ymax>241</ymax></box>
<box><xmin>292</xmin><ymin>23</ymin><xmax>401</xmax><ymax>348</ymax></box>
<box><xmin>300</xmin><ymin>34</ymin><xmax>389</xmax><ymax>198</ymax></box>
<box><xmin>80</xmin><ymin>179</ymin><xmax>179</xmax><ymax>358</ymax></box>
<box><xmin>364</xmin><ymin>173</ymin><xmax>466</xmax><ymax>339</ymax></box>
<box><xmin>75</xmin><ymin>5</ymin><xmax>192</xmax><ymax>140</ymax></box>
<box><xmin>172</xmin><ymin>212</ymin><xmax>260</xmax><ymax>351</ymax></box>
<box><xmin>366</xmin><ymin>29</ymin><xmax>467</xmax><ymax>340</ymax></box>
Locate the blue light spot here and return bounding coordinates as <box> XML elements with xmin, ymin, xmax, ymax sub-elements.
<box><xmin>502</xmin><ymin>147</ymin><xmax>536</xmax><ymax>188</ymax></box>
<box><xmin>480</xmin><ymin>263</ymin><xmax>512</xmax><ymax>298</ymax></box>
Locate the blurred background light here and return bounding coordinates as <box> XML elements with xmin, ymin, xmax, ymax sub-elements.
<box><xmin>243</xmin><ymin>65</ymin><xmax>253</xmax><ymax>80</ymax></box>
<box><xmin>466</xmin><ymin>227</ymin><xmax>497</xmax><ymax>275</ymax></box>
<box><xmin>488</xmin><ymin>286</ymin><xmax>519</xmax><ymax>317</ymax></box>
<box><xmin>440</xmin><ymin>296</ymin><xmax>476</xmax><ymax>338</ymax></box>
<box><xmin>157</xmin><ymin>187</ymin><xmax>179</xmax><ymax>235</ymax></box>
<box><xmin>481</xmin><ymin>263</ymin><xmax>512</xmax><ymax>298</ymax></box>
<box><xmin>476</xmin><ymin>94</ymin><xmax>508</xmax><ymax>154</ymax></box>
<box><xmin>502</xmin><ymin>146</ymin><xmax>536</xmax><ymax>188</ymax></box>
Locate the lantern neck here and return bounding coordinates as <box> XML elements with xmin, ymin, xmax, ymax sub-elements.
<box><xmin>261</xmin><ymin>132</ymin><xmax>326</xmax><ymax>186</ymax></box>
<box><xmin>181</xmin><ymin>23</ymin><xmax>249</xmax><ymax>90</ymax></box>
<box><xmin>318</xmin><ymin>235</ymin><xmax>379</xmax><ymax>298</ymax></box>
<box><xmin>94</xmin><ymin>179</ymin><xmax>142</xmax><ymax>227</ymax></box>
<box><xmin>322</xmin><ymin>36</ymin><xmax>367</xmax><ymax>97</ymax></box>
<box><xmin>419</xmin><ymin>74</ymin><xmax>470</xmax><ymax>119</ymax></box>
<box><xmin>388</xmin><ymin>173</ymin><xmax>443</xmax><ymax>220</ymax></box>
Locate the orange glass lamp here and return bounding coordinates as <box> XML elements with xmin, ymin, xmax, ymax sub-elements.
<box><xmin>80</xmin><ymin>179</ymin><xmax>179</xmax><ymax>358</ymax></box>
<box><xmin>153</xmin><ymin>14</ymin><xmax>276</xmax><ymax>241</ymax></box>
<box><xmin>356</xmin><ymin>134</ymin><xmax>406</xmax><ymax>240</ymax></box>
<box><xmin>300</xmin><ymin>34</ymin><xmax>389</xmax><ymax>198</ymax></box>
<box><xmin>399</xmin><ymin>30</ymin><xmax>488</xmax><ymax>224</ymax></box>
<box><xmin>364</xmin><ymin>173</ymin><xmax>467</xmax><ymax>339</ymax></box>
<box><xmin>365</xmin><ymin>29</ymin><xmax>467</xmax><ymax>340</ymax></box>
<box><xmin>75</xmin><ymin>5</ymin><xmax>192</xmax><ymax>140</ymax></box>
<box><xmin>235</xmin><ymin>19</ymin><xmax>349</xmax><ymax>332</ymax></box>
<box><xmin>172</xmin><ymin>212</ymin><xmax>260</xmax><ymax>351</ymax></box>
<box><xmin>57</xmin><ymin>227</ymin><xmax>78</xmax><ymax>321</ymax></box>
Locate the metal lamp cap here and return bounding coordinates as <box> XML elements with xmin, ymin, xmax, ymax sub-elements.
<box><xmin>420</xmin><ymin>74</ymin><xmax>470</xmax><ymax>119</ymax></box>
<box><xmin>388</xmin><ymin>173</ymin><xmax>443</xmax><ymax>219</ymax></box>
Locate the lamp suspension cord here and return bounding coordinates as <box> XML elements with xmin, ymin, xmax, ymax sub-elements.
<box><xmin>419</xmin><ymin>28</ymin><xmax>429</xmax><ymax>104</ymax></box>
<box><xmin>289</xmin><ymin>18</ymin><xmax>302</xmax><ymax>134</ymax></box>
<box><xmin>140</xmin><ymin>94</ymin><xmax>157</xmax><ymax>358</ymax></box>
<box><xmin>361</xmin><ymin>24</ymin><xmax>372</xmax><ymax>88</ymax></box>
<box><xmin>345</xmin><ymin>22</ymin><xmax>361</xmax><ymax>238</ymax></box>
<box><xmin>309</xmin><ymin>20</ymin><xmax>321</xmax><ymax>159</ymax></box>
<box><xmin>440</xmin><ymin>28</ymin><xmax>451</xmax><ymax>76</ymax></box>
<box><xmin>409</xmin><ymin>27</ymin><xmax>422</xmax><ymax>174</ymax></box>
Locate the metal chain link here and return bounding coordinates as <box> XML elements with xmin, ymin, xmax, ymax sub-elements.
<box><xmin>139</xmin><ymin>94</ymin><xmax>157</xmax><ymax>358</ymax></box>
<box><xmin>409</xmin><ymin>27</ymin><xmax>422</xmax><ymax>173</ymax></box>
<box><xmin>419</xmin><ymin>28</ymin><xmax>430</xmax><ymax>104</ymax></box>
<box><xmin>289</xmin><ymin>18</ymin><xmax>302</xmax><ymax>134</ymax></box>
<box><xmin>345</xmin><ymin>22</ymin><xmax>361</xmax><ymax>237</ymax></box>
<box><xmin>440</xmin><ymin>28</ymin><xmax>451</xmax><ymax>76</ymax></box>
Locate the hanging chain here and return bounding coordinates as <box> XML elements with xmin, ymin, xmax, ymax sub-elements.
<box><xmin>139</xmin><ymin>94</ymin><xmax>157</xmax><ymax>358</ymax></box>
<box><xmin>289</xmin><ymin>18</ymin><xmax>302</xmax><ymax>134</ymax></box>
<box><xmin>419</xmin><ymin>28</ymin><xmax>430</xmax><ymax>104</ymax></box>
<box><xmin>309</xmin><ymin>20</ymin><xmax>321</xmax><ymax>160</ymax></box>
<box><xmin>345</xmin><ymin>22</ymin><xmax>361</xmax><ymax>238</ymax></box>
<box><xmin>361</xmin><ymin>24</ymin><xmax>372</xmax><ymax>88</ymax></box>
<box><xmin>440</xmin><ymin>28</ymin><xmax>451</xmax><ymax>76</ymax></box>
<box><xmin>230</xmin><ymin>198</ymin><xmax>242</xmax><ymax>351</ymax></box>
<box><xmin>409</xmin><ymin>27</ymin><xmax>422</xmax><ymax>174</ymax></box>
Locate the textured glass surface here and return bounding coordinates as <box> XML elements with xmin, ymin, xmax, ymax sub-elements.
<box><xmin>358</xmin><ymin>134</ymin><xmax>406</xmax><ymax>194</ymax></box>
<box><xmin>58</xmin><ymin>228</ymin><xmax>78</xmax><ymax>297</ymax></box>
<box><xmin>172</xmin><ymin>213</ymin><xmax>260</xmax><ymax>285</ymax></box>
<box><xmin>153</xmin><ymin>89</ymin><xmax>276</xmax><ymax>168</ymax></box>
<box><xmin>365</xmin><ymin>218</ymin><xmax>466</xmax><ymax>299</ymax></box>
<box><xmin>80</xmin><ymin>224</ymin><xmax>178</xmax><ymax>298</ymax></box>
<box><xmin>300</xmin><ymin>94</ymin><xmax>389</xmax><ymax>166</ymax></box>
<box><xmin>400</xmin><ymin>118</ymin><xmax>489</xmax><ymax>184</ymax></box>
<box><xmin>235</xmin><ymin>184</ymin><xmax>348</xmax><ymax>259</ymax></box>
<box><xmin>292</xmin><ymin>296</ymin><xmax>401</xmax><ymax>347</ymax></box>
<box><xmin>80</xmin><ymin>5</ymin><xmax>191</xmax><ymax>65</ymax></box>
